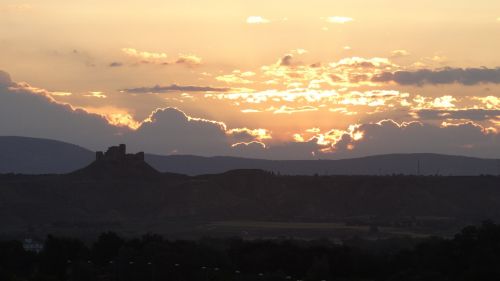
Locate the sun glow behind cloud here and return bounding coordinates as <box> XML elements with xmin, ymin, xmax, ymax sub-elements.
<box><xmin>247</xmin><ymin>16</ymin><xmax>270</xmax><ymax>24</ymax></box>
<box><xmin>326</xmin><ymin>16</ymin><xmax>353</xmax><ymax>24</ymax></box>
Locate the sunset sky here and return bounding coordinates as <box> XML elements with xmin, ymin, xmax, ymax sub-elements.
<box><xmin>1</xmin><ymin>0</ymin><xmax>499</xmax><ymax>159</ymax></box>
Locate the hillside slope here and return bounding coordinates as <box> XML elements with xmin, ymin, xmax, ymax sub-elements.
<box><xmin>0</xmin><ymin>136</ymin><xmax>94</xmax><ymax>174</ymax></box>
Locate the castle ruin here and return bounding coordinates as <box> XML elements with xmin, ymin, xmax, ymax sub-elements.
<box><xmin>96</xmin><ymin>144</ymin><xmax>145</xmax><ymax>162</ymax></box>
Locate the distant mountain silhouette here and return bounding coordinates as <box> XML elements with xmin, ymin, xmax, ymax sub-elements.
<box><xmin>1</xmin><ymin>136</ymin><xmax>499</xmax><ymax>176</ymax></box>
<box><xmin>0</xmin><ymin>136</ymin><xmax>94</xmax><ymax>174</ymax></box>
<box><xmin>146</xmin><ymin>153</ymin><xmax>500</xmax><ymax>176</ymax></box>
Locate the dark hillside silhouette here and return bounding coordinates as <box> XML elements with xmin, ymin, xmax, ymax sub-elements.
<box><xmin>0</xmin><ymin>136</ymin><xmax>94</xmax><ymax>174</ymax></box>
<box><xmin>0</xmin><ymin>148</ymin><xmax>499</xmax><ymax>238</ymax></box>
<box><xmin>70</xmin><ymin>144</ymin><xmax>162</xmax><ymax>179</ymax></box>
<box><xmin>146</xmin><ymin>153</ymin><xmax>500</xmax><ymax>176</ymax></box>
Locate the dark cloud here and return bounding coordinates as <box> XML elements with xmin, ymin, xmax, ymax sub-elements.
<box><xmin>122</xmin><ymin>84</ymin><xmax>230</xmax><ymax>94</ymax></box>
<box><xmin>279</xmin><ymin>55</ymin><xmax>294</xmax><ymax>66</ymax></box>
<box><xmin>329</xmin><ymin>74</ymin><xmax>343</xmax><ymax>82</ymax></box>
<box><xmin>417</xmin><ymin>109</ymin><xmax>500</xmax><ymax>121</ymax></box>
<box><xmin>349</xmin><ymin>74</ymin><xmax>370</xmax><ymax>83</ymax></box>
<box><xmin>109</xmin><ymin>62</ymin><xmax>123</xmax><ymax>67</ymax></box>
<box><xmin>333</xmin><ymin>120</ymin><xmax>500</xmax><ymax>159</ymax></box>
<box><xmin>372</xmin><ymin>67</ymin><xmax>500</xmax><ymax>85</ymax></box>
<box><xmin>227</xmin><ymin>130</ymin><xmax>258</xmax><ymax>143</ymax></box>
<box><xmin>0</xmin><ymin>71</ymin><xmax>123</xmax><ymax>149</ymax></box>
<box><xmin>175</xmin><ymin>55</ymin><xmax>201</xmax><ymax>66</ymax></box>
<box><xmin>349</xmin><ymin>61</ymin><xmax>376</xmax><ymax>68</ymax></box>
<box><xmin>125</xmin><ymin>108</ymin><xmax>232</xmax><ymax>155</ymax></box>
<box><xmin>0</xmin><ymin>70</ymin><xmax>13</xmax><ymax>88</ymax></box>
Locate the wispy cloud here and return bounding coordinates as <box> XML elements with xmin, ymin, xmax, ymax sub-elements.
<box><xmin>109</xmin><ymin>62</ymin><xmax>123</xmax><ymax>67</ymax></box>
<box><xmin>175</xmin><ymin>54</ymin><xmax>202</xmax><ymax>66</ymax></box>
<box><xmin>121</xmin><ymin>48</ymin><xmax>202</xmax><ymax>66</ymax></box>
<box><xmin>1</xmin><ymin>4</ymin><xmax>33</xmax><ymax>12</ymax></box>
<box><xmin>326</xmin><ymin>16</ymin><xmax>353</xmax><ymax>24</ymax></box>
<box><xmin>84</xmin><ymin>91</ymin><xmax>107</xmax><ymax>98</ymax></box>
<box><xmin>122</xmin><ymin>84</ymin><xmax>230</xmax><ymax>94</ymax></box>
<box><xmin>51</xmin><ymin>92</ymin><xmax>72</xmax><ymax>97</ymax></box>
<box><xmin>372</xmin><ymin>67</ymin><xmax>500</xmax><ymax>86</ymax></box>
<box><xmin>390</xmin><ymin>50</ymin><xmax>410</xmax><ymax>58</ymax></box>
<box><xmin>122</xmin><ymin>48</ymin><xmax>168</xmax><ymax>63</ymax></box>
<box><xmin>247</xmin><ymin>16</ymin><xmax>270</xmax><ymax>24</ymax></box>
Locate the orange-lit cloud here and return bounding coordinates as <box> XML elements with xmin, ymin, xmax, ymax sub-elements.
<box><xmin>51</xmin><ymin>92</ymin><xmax>73</xmax><ymax>97</ymax></box>
<box><xmin>122</xmin><ymin>48</ymin><xmax>168</xmax><ymax>63</ymax></box>
<box><xmin>84</xmin><ymin>91</ymin><xmax>107</xmax><ymax>98</ymax></box>
<box><xmin>216</xmin><ymin>71</ymin><xmax>255</xmax><ymax>84</ymax></box>
<box><xmin>390</xmin><ymin>50</ymin><xmax>411</xmax><ymax>58</ymax></box>
<box><xmin>176</xmin><ymin>54</ymin><xmax>202</xmax><ymax>66</ymax></box>
<box><xmin>121</xmin><ymin>48</ymin><xmax>202</xmax><ymax>66</ymax></box>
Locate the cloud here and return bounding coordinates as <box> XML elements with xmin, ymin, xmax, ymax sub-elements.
<box><xmin>0</xmin><ymin>71</ymin><xmax>266</xmax><ymax>157</ymax></box>
<box><xmin>372</xmin><ymin>67</ymin><xmax>500</xmax><ymax>85</ymax></box>
<box><xmin>84</xmin><ymin>91</ymin><xmax>107</xmax><ymax>99</ymax></box>
<box><xmin>0</xmin><ymin>70</ymin><xmax>123</xmax><ymax>150</ymax></box>
<box><xmin>326</xmin><ymin>16</ymin><xmax>353</xmax><ymax>24</ymax></box>
<box><xmin>390</xmin><ymin>50</ymin><xmax>410</xmax><ymax>58</ymax></box>
<box><xmin>216</xmin><ymin>71</ymin><xmax>254</xmax><ymax>84</ymax></box>
<box><xmin>473</xmin><ymin>96</ymin><xmax>499</xmax><ymax>109</ymax></box>
<box><xmin>234</xmin><ymin>139</ymin><xmax>322</xmax><ymax>160</ymax></box>
<box><xmin>246</xmin><ymin>16</ymin><xmax>270</xmax><ymax>24</ymax></box>
<box><xmin>121</xmin><ymin>48</ymin><xmax>202</xmax><ymax>66</ymax></box>
<box><xmin>0</xmin><ymin>4</ymin><xmax>33</xmax><ymax>13</ymax></box>
<box><xmin>122</xmin><ymin>84</ymin><xmax>230</xmax><ymax>94</ymax></box>
<box><xmin>122</xmin><ymin>48</ymin><xmax>168</xmax><ymax>63</ymax></box>
<box><xmin>279</xmin><ymin>54</ymin><xmax>294</xmax><ymax>66</ymax></box>
<box><xmin>293</xmin><ymin>49</ymin><xmax>308</xmax><ymax>55</ymax></box>
<box><xmin>109</xmin><ymin>62</ymin><xmax>123</xmax><ymax>67</ymax></box>
<box><xmin>175</xmin><ymin>54</ymin><xmax>202</xmax><ymax>66</ymax></box>
<box><xmin>124</xmin><ymin>108</ymin><xmax>234</xmax><ymax>155</ymax></box>
<box><xmin>0</xmin><ymin>71</ymin><xmax>14</xmax><ymax>87</ymax></box>
<box><xmin>333</xmin><ymin>120</ymin><xmax>500</xmax><ymax>158</ymax></box>
<box><xmin>272</xmin><ymin>105</ymin><xmax>318</xmax><ymax>114</ymax></box>
<box><xmin>416</xmin><ymin>109</ymin><xmax>500</xmax><ymax>121</ymax></box>
<box><xmin>2</xmin><ymin>67</ymin><xmax>500</xmax><ymax>160</ymax></box>
<box><xmin>226</xmin><ymin>128</ymin><xmax>272</xmax><ymax>142</ymax></box>
<box><xmin>51</xmin><ymin>92</ymin><xmax>72</xmax><ymax>97</ymax></box>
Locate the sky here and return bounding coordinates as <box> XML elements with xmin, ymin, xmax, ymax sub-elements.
<box><xmin>0</xmin><ymin>0</ymin><xmax>499</xmax><ymax>159</ymax></box>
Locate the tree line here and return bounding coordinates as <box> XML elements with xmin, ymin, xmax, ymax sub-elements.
<box><xmin>1</xmin><ymin>221</ymin><xmax>500</xmax><ymax>281</ymax></box>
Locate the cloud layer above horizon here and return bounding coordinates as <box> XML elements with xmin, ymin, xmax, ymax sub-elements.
<box><xmin>1</xmin><ymin>69</ymin><xmax>499</xmax><ymax>159</ymax></box>
<box><xmin>1</xmin><ymin>0</ymin><xmax>500</xmax><ymax>159</ymax></box>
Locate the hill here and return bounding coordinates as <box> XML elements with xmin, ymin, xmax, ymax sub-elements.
<box><xmin>146</xmin><ymin>153</ymin><xmax>500</xmax><ymax>176</ymax></box>
<box><xmin>0</xmin><ymin>136</ymin><xmax>94</xmax><ymax>174</ymax></box>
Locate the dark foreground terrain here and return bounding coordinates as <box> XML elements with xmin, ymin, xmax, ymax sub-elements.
<box><xmin>2</xmin><ymin>222</ymin><xmax>500</xmax><ymax>281</ymax></box>
<box><xmin>1</xmin><ymin>160</ymin><xmax>499</xmax><ymax>239</ymax></box>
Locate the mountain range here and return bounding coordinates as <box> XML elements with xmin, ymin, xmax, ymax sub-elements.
<box><xmin>0</xmin><ymin>136</ymin><xmax>499</xmax><ymax>176</ymax></box>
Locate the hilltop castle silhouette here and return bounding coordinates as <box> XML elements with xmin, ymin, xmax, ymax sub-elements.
<box><xmin>95</xmin><ymin>144</ymin><xmax>145</xmax><ymax>162</ymax></box>
<box><xmin>69</xmin><ymin>144</ymin><xmax>159</xmax><ymax>178</ymax></box>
